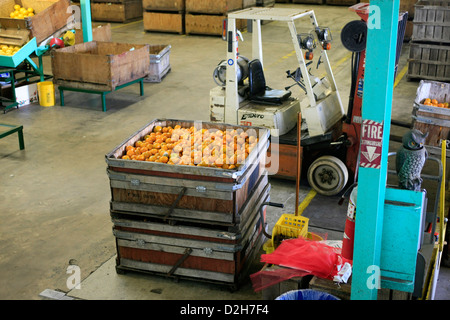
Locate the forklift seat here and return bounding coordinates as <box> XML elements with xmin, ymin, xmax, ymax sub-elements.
<box><xmin>248</xmin><ymin>59</ymin><xmax>291</xmax><ymax>105</ymax></box>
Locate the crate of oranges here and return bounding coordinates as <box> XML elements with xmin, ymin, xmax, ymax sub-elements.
<box><xmin>9</xmin><ymin>4</ymin><xmax>35</xmax><ymax>18</ymax></box>
<box><xmin>106</xmin><ymin>119</ymin><xmax>271</xmax><ymax>224</ymax></box>
<box><xmin>0</xmin><ymin>0</ymin><xmax>71</xmax><ymax>44</ymax></box>
<box><xmin>413</xmin><ymin>80</ymin><xmax>450</xmax><ymax>150</ymax></box>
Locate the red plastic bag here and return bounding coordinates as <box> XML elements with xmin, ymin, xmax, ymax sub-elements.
<box><xmin>251</xmin><ymin>238</ymin><xmax>351</xmax><ymax>292</ymax></box>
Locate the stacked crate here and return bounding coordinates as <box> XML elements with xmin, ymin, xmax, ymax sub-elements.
<box><xmin>407</xmin><ymin>0</ymin><xmax>450</xmax><ymax>81</ymax></box>
<box><xmin>105</xmin><ymin>119</ymin><xmax>271</xmax><ymax>288</ymax></box>
<box><xmin>143</xmin><ymin>0</ymin><xmax>185</xmax><ymax>34</ymax></box>
<box><xmin>84</xmin><ymin>0</ymin><xmax>143</xmax><ymax>23</ymax></box>
<box><xmin>185</xmin><ymin>0</ymin><xmax>243</xmax><ymax>36</ymax></box>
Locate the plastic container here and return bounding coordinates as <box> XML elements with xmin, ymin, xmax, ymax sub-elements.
<box><xmin>271</xmin><ymin>214</ymin><xmax>309</xmax><ymax>249</ymax></box>
<box><xmin>37</xmin><ymin>81</ymin><xmax>55</xmax><ymax>107</ymax></box>
<box><xmin>276</xmin><ymin>289</ymin><xmax>339</xmax><ymax>300</ymax></box>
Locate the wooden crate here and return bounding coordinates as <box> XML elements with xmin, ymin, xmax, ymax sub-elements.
<box><xmin>142</xmin><ymin>0</ymin><xmax>185</xmax><ymax>12</ymax></box>
<box><xmin>0</xmin><ymin>0</ymin><xmax>71</xmax><ymax>44</ymax></box>
<box><xmin>73</xmin><ymin>23</ymin><xmax>112</xmax><ymax>44</ymax></box>
<box><xmin>113</xmin><ymin>211</ymin><xmax>266</xmax><ymax>286</ymax></box>
<box><xmin>326</xmin><ymin>0</ymin><xmax>358</xmax><ymax>5</ymax></box>
<box><xmin>105</xmin><ymin>119</ymin><xmax>270</xmax><ymax>226</ymax></box>
<box><xmin>144</xmin><ymin>44</ymin><xmax>171</xmax><ymax>83</ymax></box>
<box><xmin>90</xmin><ymin>0</ymin><xmax>142</xmax><ymax>22</ymax></box>
<box><xmin>51</xmin><ymin>41</ymin><xmax>150</xmax><ymax>91</ymax></box>
<box><xmin>185</xmin><ymin>13</ymin><xmax>246</xmax><ymax>36</ymax></box>
<box><xmin>407</xmin><ymin>42</ymin><xmax>450</xmax><ymax>81</ymax></box>
<box><xmin>185</xmin><ymin>0</ymin><xmax>242</xmax><ymax>14</ymax></box>
<box><xmin>412</xmin><ymin>1</ymin><xmax>450</xmax><ymax>43</ymax></box>
<box><xmin>143</xmin><ymin>11</ymin><xmax>184</xmax><ymax>34</ymax></box>
<box><xmin>412</xmin><ymin>80</ymin><xmax>450</xmax><ymax>150</ymax></box>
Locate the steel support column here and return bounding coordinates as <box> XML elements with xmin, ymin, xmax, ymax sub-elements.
<box><xmin>351</xmin><ymin>0</ymin><xmax>400</xmax><ymax>300</ymax></box>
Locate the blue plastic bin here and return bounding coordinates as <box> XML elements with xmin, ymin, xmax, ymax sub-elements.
<box><xmin>276</xmin><ymin>289</ymin><xmax>339</xmax><ymax>300</ymax></box>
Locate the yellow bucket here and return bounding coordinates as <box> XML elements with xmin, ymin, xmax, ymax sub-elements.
<box><xmin>37</xmin><ymin>81</ymin><xmax>55</xmax><ymax>107</ymax></box>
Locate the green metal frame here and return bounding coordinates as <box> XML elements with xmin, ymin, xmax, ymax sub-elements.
<box><xmin>58</xmin><ymin>78</ymin><xmax>145</xmax><ymax>112</ymax></box>
<box><xmin>0</xmin><ymin>68</ymin><xmax>18</xmax><ymax>113</ymax></box>
<box><xmin>0</xmin><ymin>124</ymin><xmax>25</xmax><ymax>150</ymax></box>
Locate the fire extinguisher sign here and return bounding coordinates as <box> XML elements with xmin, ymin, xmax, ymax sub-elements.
<box><xmin>360</xmin><ymin>119</ymin><xmax>384</xmax><ymax>169</ymax></box>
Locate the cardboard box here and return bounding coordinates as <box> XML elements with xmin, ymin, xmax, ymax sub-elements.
<box><xmin>15</xmin><ymin>82</ymin><xmax>38</xmax><ymax>107</ymax></box>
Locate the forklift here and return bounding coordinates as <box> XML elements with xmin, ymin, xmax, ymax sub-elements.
<box><xmin>210</xmin><ymin>6</ymin><xmax>356</xmax><ymax>196</ymax></box>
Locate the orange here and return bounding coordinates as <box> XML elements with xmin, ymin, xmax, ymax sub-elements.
<box><xmin>431</xmin><ymin>99</ymin><xmax>438</xmax><ymax>105</ymax></box>
<box><xmin>160</xmin><ymin>156</ymin><xmax>169</xmax><ymax>163</ymax></box>
<box><xmin>154</xmin><ymin>125</ymin><xmax>162</xmax><ymax>133</ymax></box>
<box><xmin>122</xmin><ymin>155</ymin><xmax>131</xmax><ymax>160</ymax></box>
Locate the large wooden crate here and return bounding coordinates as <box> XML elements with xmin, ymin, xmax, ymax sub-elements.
<box><xmin>105</xmin><ymin>119</ymin><xmax>270</xmax><ymax>227</ymax></box>
<box><xmin>143</xmin><ymin>11</ymin><xmax>184</xmax><ymax>34</ymax></box>
<box><xmin>51</xmin><ymin>41</ymin><xmax>150</xmax><ymax>91</ymax></box>
<box><xmin>91</xmin><ymin>0</ymin><xmax>143</xmax><ymax>22</ymax></box>
<box><xmin>142</xmin><ymin>0</ymin><xmax>185</xmax><ymax>12</ymax></box>
<box><xmin>112</xmin><ymin>200</ymin><xmax>267</xmax><ymax>286</ymax></box>
<box><xmin>412</xmin><ymin>80</ymin><xmax>450</xmax><ymax>152</ymax></box>
<box><xmin>412</xmin><ymin>1</ymin><xmax>450</xmax><ymax>43</ymax></box>
<box><xmin>407</xmin><ymin>42</ymin><xmax>450</xmax><ymax>81</ymax></box>
<box><xmin>185</xmin><ymin>0</ymin><xmax>242</xmax><ymax>14</ymax></box>
<box><xmin>0</xmin><ymin>0</ymin><xmax>71</xmax><ymax>44</ymax></box>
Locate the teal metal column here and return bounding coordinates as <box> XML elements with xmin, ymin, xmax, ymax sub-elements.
<box><xmin>351</xmin><ymin>0</ymin><xmax>400</xmax><ymax>300</ymax></box>
<box><xmin>80</xmin><ymin>0</ymin><xmax>93</xmax><ymax>42</ymax></box>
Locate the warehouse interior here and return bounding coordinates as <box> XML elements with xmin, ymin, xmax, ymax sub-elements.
<box><xmin>0</xmin><ymin>0</ymin><xmax>449</xmax><ymax>301</ymax></box>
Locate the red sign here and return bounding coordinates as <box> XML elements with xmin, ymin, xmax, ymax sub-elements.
<box><xmin>360</xmin><ymin>120</ymin><xmax>383</xmax><ymax>169</ymax></box>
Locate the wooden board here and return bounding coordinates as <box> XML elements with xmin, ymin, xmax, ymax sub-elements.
<box><xmin>0</xmin><ymin>28</ymin><xmax>29</xmax><ymax>46</ymax></box>
<box><xmin>185</xmin><ymin>13</ymin><xmax>227</xmax><ymax>36</ymax></box>
<box><xmin>51</xmin><ymin>41</ymin><xmax>150</xmax><ymax>91</ymax></box>
<box><xmin>143</xmin><ymin>11</ymin><xmax>184</xmax><ymax>34</ymax></box>
<box><xmin>109</xmin><ymin>169</ymin><xmax>270</xmax><ymax>227</ymax></box>
<box><xmin>91</xmin><ymin>1</ymin><xmax>142</xmax><ymax>22</ymax></box>
<box><xmin>142</xmin><ymin>0</ymin><xmax>185</xmax><ymax>12</ymax></box>
<box><xmin>185</xmin><ymin>0</ymin><xmax>242</xmax><ymax>14</ymax></box>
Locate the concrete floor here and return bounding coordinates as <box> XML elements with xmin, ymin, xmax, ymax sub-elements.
<box><xmin>0</xmin><ymin>4</ymin><xmax>448</xmax><ymax>300</ymax></box>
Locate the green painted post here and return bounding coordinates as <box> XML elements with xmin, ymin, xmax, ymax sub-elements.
<box><xmin>350</xmin><ymin>0</ymin><xmax>400</xmax><ymax>300</ymax></box>
<box><xmin>80</xmin><ymin>0</ymin><xmax>93</xmax><ymax>42</ymax></box>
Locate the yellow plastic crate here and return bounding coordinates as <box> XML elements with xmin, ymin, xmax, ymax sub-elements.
<box><xmin>263</xmin><ymin>231</ymin><xmax>322</xmax><ymax>254</ymax></box>
<box><xmin>270</xmin><ymin>214</ymin><xmax>309</xmax><ymax>250</ymax></box>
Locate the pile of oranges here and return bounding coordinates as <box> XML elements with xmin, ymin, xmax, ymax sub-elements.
<box><xmin>422</xmin><ymin>98</ymin><xmax>449</xmax><ymax>108</ymax></box>
<box><xmin>9</xmin><ymin>5</ymin><xmax>34</xmax><ymax>19</ymax></box>
<box><xmin>0</xmin><ymin>44</ymin><xmax>21</xmax><ymax>56</ymax></box>
<box><xmin>121</xmin><ymin>124</ymin><xmax>259</xmax><ymax>170</ymax></box>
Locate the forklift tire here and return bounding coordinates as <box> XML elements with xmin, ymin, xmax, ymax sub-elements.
<box><xmin>307</xmin><ymin>155</ymin><xmax>349</xmax><ymax>196</ymax></box>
